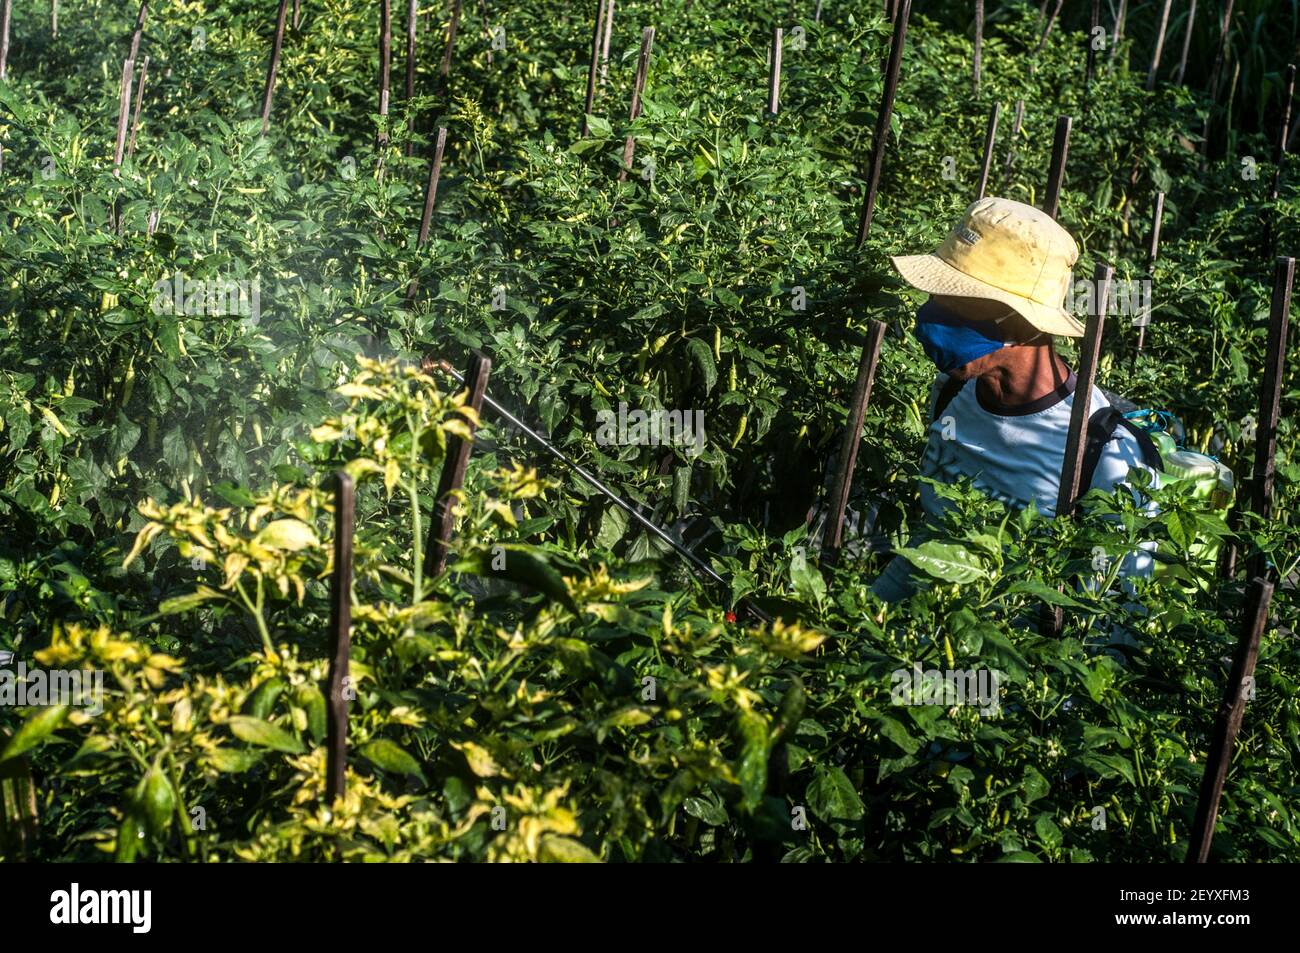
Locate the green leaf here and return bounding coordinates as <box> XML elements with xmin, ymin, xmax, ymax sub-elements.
<box><xmin>894</xmin><ymin>542</ymin><xmax>988</xmax><ymax>584</ymax></box>
<box><xmin>0</xmin><ymin>705</ymin><xmax>69</xmax><ymax>762</ymax></box>
<box><xmin>1006</xmin><ymin>578</ymin><xmax>1084</xmax><ymax>607</ymax></box>
<box><xmin>227</xmin><ymin>715</ymin><xmax>304</xmax><ymax>754</ymax></box>
<box><xmin>158</xmin><ymin>586</ymin><xmax>225</xmax><ymax>615</ymax></box>
<box><xmin>684</xmin><ymin>337</ymin><xmax>717</xmax><ymax>394</ymax></box>
<box><xmin>736</xmin><ymin>709</ymin><xmax>769</xmax><ymax>812</ymax></box>
<box><xmin>360</xmin><ymin>739</ymin><xmax>426</xmax><ymax>780</ymax></box>
<box><xmin>204</xmin><ymin>747</ymin><xmax>263</xmax><ymax>773</ymax></box>
<box><xmin>807</xmin><ymin>764</ymin><xmax>864</xmax><ymax>821</ymax></box>
<box><xmin>539</xmin><ymin>836</ymin><xmax>601</xmax><ymax>863</ymax></box>
<box><xmin>452</xmin><ymin>544</ymin><xmax>579</xmax><ymax>612</ymax></box>
<box><xmin>254</xmin><ymin>518</ymin><xmax>319</xmax><ymax>552</ymax></box>
<box><xmin>683</xmin><ymin>796</ymin><xmax>729</xmax><ymax>826</ymax></box>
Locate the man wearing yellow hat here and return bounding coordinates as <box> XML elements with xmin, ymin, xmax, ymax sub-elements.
<box><xmin>871</xmin><ymin>196</ymin><xmax>1157</xmax><ymax>603</ymax></box>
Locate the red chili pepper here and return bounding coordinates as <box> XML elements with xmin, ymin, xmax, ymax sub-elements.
<box><xmin>725</xmin><ymin>611</ymin><xmax>737</xmax><ymax>623</ymax></box>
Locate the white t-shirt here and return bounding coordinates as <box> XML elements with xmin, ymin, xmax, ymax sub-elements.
<box><xmin>873</xmin><ymin>371</ymin><xmax>1157</xmax><ymax>602</ymax></box>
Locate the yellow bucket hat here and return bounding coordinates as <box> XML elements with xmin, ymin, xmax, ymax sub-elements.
<box><xmin>890</xmin><ymin>197</ymin><xmax>1083</xmax><ymax>337</ymax></box>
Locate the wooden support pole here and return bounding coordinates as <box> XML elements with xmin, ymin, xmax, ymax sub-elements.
<box><xmin>425</xmin><ymin>352</ymin><xmax>491</xmax><ymax>578</ymax></box>
<box><xmin>1174</xmin><ymin>0</ymin><xmax>1196</xmax><ymax>85</ymax></box>
<box><xmin>325</xmin><ymin>471</ymin><xmax>355</xmax><ymax>804</ymax></box>
<box><xmin>1208</xmin><ymin>0</ymin><xmax>1234</xmax><ymax>101</ymax></box>
<box><xmin>113</xmin><ymin>58</ymin><xmax>135</xmax><ymax>174</ymax></box>
<box><xmin>581</xmin><ymin>0</ymin><xmax>606</xmax><ymax>136</ymax></box>
<box><xmin>768</xmin><ymin>27</ymin><xmax>783</xmax><ymax>116</ymax></box>
<box><xmin>1055</xmin><ymin>263</ymin><xmax>1111</xmax><ymax>521</ymax></box>
<box><xmin>1</xmin><ymin>0</ymin><xmax>12</xmax><ymax>80</ymax></box>
<box><xmin>418</xmin><ymin>126</ymin><xmax>448</xmax><ymax>245</ymax></box>
<box><xmin>1147</xmin><ymin>0</ymin><xmax>1174</xmax><ymax>90</ymax></box>
<box><xmin>1106</xmin><ymin>0</ymin><xmax>1127</xmax><ymax>68</ymax></box>
<box><xmin>1034</xmin><ymin>0</ymin><xmax>1063</xmax><ymax>55</ymax></box>
<box><xmin>617</xmin><ymin>26</ymin><xmax>654</xmax><ymax>183</ymax></box>
<box><xmin>378</xmin><ymin>0</ymin><xmax>392</xmax><ymax>149</ymax></box>
<box><xmin>855</xmin><ymin>0</ymin><xmax>911</xmax><ymax>246</ymax></box>
<box><xmin>406</xmin><ymin>0</ymin><xmax>417</xmax><ymax>101</ymax></box>
<box><xmin>440</xmin><ymin>0</ymin><xmax>462</xmax><ymax>81</ymax></box>
<box><xmin>51</xmin><ymin>0</ymin><xmax>57</xmax><ymax>39</ymax></box>
<box><xmin>1043</xmin><ymin>115</ymin><xmax>1072</xmax><ymax>220</ymax></box>
<box><xmin>260</xmin><ymin>0</ymin><xmax>290</xmax><ymax>135</ymax></box>
<box><xmin>1002</xmin><ymin>98</ymin><xmax>1025</xmax><ymax>178</ymax></box>
<box><xmin>406</xmin><ymin>126</ymin><xmax>449</xmax><ymax>303</ymax></box>
<box><xmin>820</xmin><ymin>320</ymin><xmax>887</xmax><ymax>568</ymax></box>
<box><xmin>1085</xmin><ymin>0</ymin><xmax>1099</xmax><ymax>87</ymax></box>
<box><xmin>814</xmin><ymin>0</ymin><xmax>823</xmax><ymax>25</ymax></box>
<box><xmin>129</xmin><ymin>1</ymin><xmax>147</xmax><ymax>61</ymax></box>
<box><xmin>1268</xmin><ymin>64</ymin><xmax>1296</xmax><ymax>204</ymax></box>
<box><xmin>600</xmin><ymin>0</ymin><xmax>615</xmax><ymax>87</ymax></box>
<box><xmin>1187</xmin><ymin>575</ymin><xmax>1275</xmax><ymax>862</ymax></box>
<box><xmin>1136</xmin><ymin>191</ymin><xmax>1164</xmax><ymax>351</ymax></box>
<box><xmin>976</xmin><ymin>101</ymin><xmax>999</xmax><ymax>200</ymax></box>
<box><xmin>404</xmin><ymin>0</ymin><xmax>417</xmax><ymax>156</ymax></box>
<box><xmin>126</xmin><ymin>55</ymin><xmax>149</xmax><ymax>159</ymax></box>
<box><xmin>1243</xmin><ymin>257</ymin><xmax>1294</xmax><ymax>580</ymax></box>
<box><xmin>293</xmin><ymin>0</ymin><xmax>301</xmax><ymax>30</ymax></box>
<box><xmin>1044</xmin><ymin>262</ymin><xmax>1111</xmax><ymax>636</ymax></box>
<box><xmin>973</xmin><ymin>0</ymin><xmax>983</xmax><ymax>95</ymax></box>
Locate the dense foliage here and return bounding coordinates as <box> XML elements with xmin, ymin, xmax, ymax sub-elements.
<box><xmin>0</xmin><ymin>0</ymin><xmax>1297</xmax><ymax>861</ymax></box>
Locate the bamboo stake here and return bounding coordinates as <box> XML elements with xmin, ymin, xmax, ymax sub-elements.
<box><xmin>1208</xmin><ymin>0</ymin><xmax>1234</xmax><ymax>101</ymax></box>
<box><xmin>0</xmin><ymin>0</ymin><xmax>12</xmax><ymax>80</ymax></box>
<box><xmin>1055</xmin><ymin>263</ymin><xmax>1111</xmax><ymax>521</ymax></box>
<box><xmin>976</xmin><ymin>100</ymin><xmax>999</xmax><ymax>200</ymax></box>
<box><xmin>973</xmin><ymin>0</ymin><xmax>983</xmax><ymax>95</ymax></box>
<box><xmin>581</xmin><ymin>0</ymin><xmax>606</xmax><ymax>136</ymax></box>
<box><xmin>1085</xmin><ymin>0</ymin><xmax>1099</xmax><ymax>88</ymax></box>
<box><xmin>113</xmin><ymin>58</ymin><xmax>135</xmax><ymax>174</ymax></box>
<box><xmin>1044</xmin><ymin>263</ymin><xmax>1111</xmax><ymax>637</ymax></box>
<box><xmin>406</xmin><ymin>0</ymin><xmax>417</xmax><ymax>101</ymax></box>
<box><xmin>1187</xmin><ymin>574</ymin><xmax>1275</xmax><ymax>861</ymax></box>
<box><xmin>379</xmin><ymin>0</ymin><xmax>392</xmax><ymax>149</ymax></box>
<box><xmin>821</xmin><ymin>320</ymin><xmax>887</xmax><ymax>568</ymax></box>
<box><xmin>325</xmin><ymin>471</ymin><xmax>355</xmax><ymax>804</ymax></box>
<box><xmin>814</xmin><ymin>0</ymin><xmax>823</xmax><ymax>25</ymax></box>
<box><xmin>425</xmin><ymin>352</ymin><xmax>491</xmax><ymax>577</ymax></box>
<box><xmin>1244</xmin><ymin>257</ymin><xmax>1293</xmax><ymax>580</ymax></box>
<box><xmin>440</xmin><ymin>0</ymin><xmax>462</xmax><ymax>80</ymax></box>
<box><xmin>129</xmin><ymin>1</ymin><xmax>147</xmax><ymax>62</ymax></box>
<box><xmin>1268</xmin><ymin>64</ymin><xmax>1296</xmax><ymax>204</ymax></box>
<box><xmin>293</xmin><ymin>0</ymin><xmax>301</xmax><ymax>30</ymax></box>
<box><xmin>260</xmin><ymin>0</ymin><xmax>290</xmax><ymax>135</ymax></box>
<box><xmin>1043</xmin><ymin>115</ymin><xmax>1072</xmax><ymax>220</ymax></box>
<box><xmin>617</xmin><ymin>26</ymin><xmax>654</xmax><ymax>183</ymax></box>
<box><xmin>406</xmin><ymin>126</ymin><xmax>448</xmax><ymax>302</ymax></box>
<box><xmin>418</xmin><ymin>126</ymin><xmax>447</xmax><ymax>246</ymax></box>
<box><xmin>127</xmin><ymin>55</ymin><xmax>149</xmax><ymax>159</ymax></box>
<box><xmin>1107</xmin><ymin>0</ymin><xmax>1127</xmax><ymax>68</ymax></box>
<box><xmin>404</xmin><ymin>0</ymin><xmax>417</xmax><ymax>156</ymax></box>
<box><xmin>1003</xmin><ymin>98</ymin><xmax>1025</xmax><ymax>176</ymax></box>
<box><xmin>1136</xmin><ymin>191</ymin><xmax>1164</xmax><ymax>351</ymax></box>
<box><xmin>600</xmin><ymin>0</ymin><xmax>615</xmax><ymax>87</ymax></box>
<box><xmin>480</xmin><ymin>0</ymin><xmax>492</xmax><ymax>67</ymax></box>
<box><xmin>768</xmin><ymin>27</ymin><xmax>783</xmax><ymax>116</ymax></box>
<box><xmin>855</xmin><ymin>0</ymin><xmax>911</xmax><ymax>246</ymax></box>
<box><xmin>51</xmin><ymin>0</ymin><xmax>57</xmax><ymax>39</ymax></box>
<box><xmin>1147</xmin><ymin>0</ymin><xmax>1174</xmax><ymax>90</ymax></box>
<box><xmin>1034</xmin><ymin>0</ymin><xmax>1063</xmax><ymax>55</ymax></box>
<box><xmin>1174</xmin><ymin>0</ymin><xmax>1196</xmax><ymax>85</ymax></box>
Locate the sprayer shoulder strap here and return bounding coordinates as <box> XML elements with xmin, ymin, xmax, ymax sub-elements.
<box><xmin>1079</xmin><ymin>407</ymin><xmax>1164</xmax><ymax>493</ymax></box>
<box><xmin>930</xmin><ymin>375</ymin><xmax>967</xmax><ymax>424</ymax></box>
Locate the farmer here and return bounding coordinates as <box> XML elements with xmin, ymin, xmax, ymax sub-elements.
<box><xmin>870</xmin><ymin>196</ymin><xmax>1156</xmax><ymax>603</ymax></box>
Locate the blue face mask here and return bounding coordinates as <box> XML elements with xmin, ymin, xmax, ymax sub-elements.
<box><xmin>912</xmin><ymin>299</ymin><xmax>1011</xmax><ymax>374</ymax></box>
